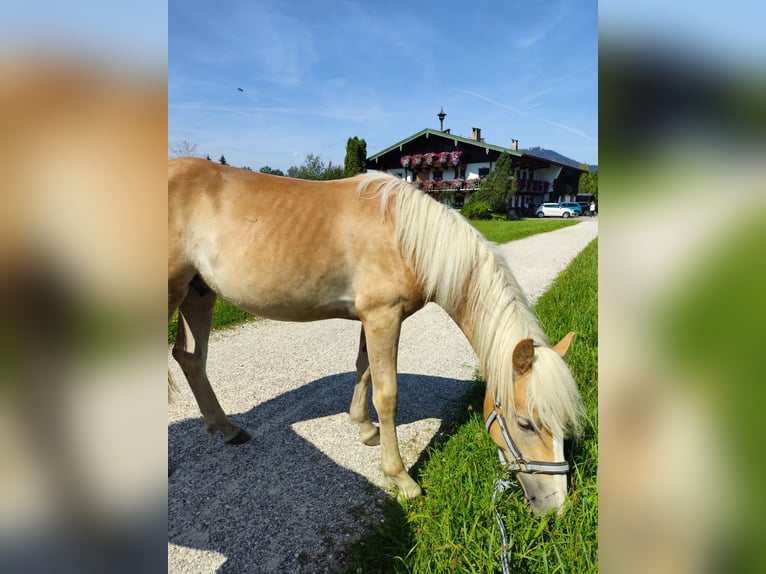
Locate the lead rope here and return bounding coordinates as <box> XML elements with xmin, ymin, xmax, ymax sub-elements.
<box><xmin>492</xmin><ymin>477</ymin><xmax>520</xmax><ymax>574</ymax></box>
<box><xmin>485</xmin><ymin>386</ymin><xmax>569</xmax><ymax>573</ymax></box>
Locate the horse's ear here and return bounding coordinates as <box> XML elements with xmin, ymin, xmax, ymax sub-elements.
<box><xmin>512</xmin><ymin>338</ymin><xmax>535</xmax><ymax>375</ymax></box>
<box><xmin>552</xmin><ymin>331</ymin><xmax>576</xmax><ymax>358</ymax></box>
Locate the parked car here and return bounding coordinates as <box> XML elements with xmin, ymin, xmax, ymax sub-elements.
<box><xmin>535</xmin><ymin>202</ymin><xmax>577</xmax><ymax>218</ymax></box>
<box><xmin>558</xmin><ymin>202</ymin><xmax>583</xmax><ymax>215</ymax></box>
<box><xmin>576</xmin><ymin>201</ymin><xmax>590</xmax><ymax>213</ymax></box>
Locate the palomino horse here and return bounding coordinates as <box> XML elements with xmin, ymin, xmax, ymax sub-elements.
<box><xmin>168</xmin><ymin>158</ymin><xmax>584</xmax><ymax>514</ymax></box>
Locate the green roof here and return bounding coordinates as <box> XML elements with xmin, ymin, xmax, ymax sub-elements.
<box><xmin>368</xmin><ymin>128</ymin><xmax>586</xmax><ymax>173</ymax></box>
<box><xmin>368</xmin><ymin>128</ymin><xmax>520</xmax><ymax>161</ymax></box>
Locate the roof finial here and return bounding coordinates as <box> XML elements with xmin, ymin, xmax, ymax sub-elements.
<box><xmin>437</xmin><ymin>107</ymin><xmax>446</xmax><ymax>132</ymax></box>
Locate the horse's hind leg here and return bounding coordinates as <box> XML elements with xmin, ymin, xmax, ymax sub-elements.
<box><xmin>349</xmin><ymin>326</ymin><xmax>380</xmax><ymax>446</ymax></box>
<box><xmin>171</xmin><ymin>278</ymin><xmax>250</xmax><ymax>444</ymax></box>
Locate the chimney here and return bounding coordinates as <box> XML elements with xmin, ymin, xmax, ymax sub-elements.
<box><xmin>510</xmin><ymin>139</ymin><xmax>518</xmax><ymax>151</ymax></box>
<box><xmin>471</xmin><ymin>127</ymin><xmax>482</xmax><ymax>141</ymax></box>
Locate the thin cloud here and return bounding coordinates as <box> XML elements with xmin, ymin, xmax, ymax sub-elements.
<box><xmin>458</xmin><ymin>89</ymin><xmax>593</xmax><ymax>142</ymax></box>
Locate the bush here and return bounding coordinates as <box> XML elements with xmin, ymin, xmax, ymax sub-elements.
<box><xmin>461</xmin><ymin>199</ymin><xmax>492</xmax><ymax>220</ymax></box>
<box><xmin>470</xmin><ymin>152</ymin><xmax>516</xmax><ymax>214</ymax></box>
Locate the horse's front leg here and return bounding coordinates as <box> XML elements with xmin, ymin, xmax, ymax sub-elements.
<box><xmin>362</xmin><ymin>310</ymin><xmax>422</xmax><ymax>500</ymax></box>
<box><xmin>349</xmin><ymin>326</ymin><xmax>380</xmax><ymax>446</ymax></box>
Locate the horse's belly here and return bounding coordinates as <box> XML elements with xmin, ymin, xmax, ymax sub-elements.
<box><xmin>235</xmin><ymin>293</ymin><xmax>358</xmax><ymax>322</ymax></box>
<box><xmin>209</xmin><ymin>268</ymin><xmax>359</xmax><ymax>322</ymax></box>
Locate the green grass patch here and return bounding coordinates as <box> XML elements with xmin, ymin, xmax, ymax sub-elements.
<box><xmin>168</xmin><ymin>299</ymin><xmax>256</xmax><ymax>344</ymax></box>
<box><xmin>345</xmin><ymin>239</ymin><xmax>598</xmax><ymax>573</ymax></box>
<box><xmin>469</xmin><ymin>219</ymin><xmax>579</xmax><ymax>244</ymax></box>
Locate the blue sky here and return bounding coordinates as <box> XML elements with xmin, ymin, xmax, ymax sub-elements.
<box><xmin>169</xmin><ymin>0</ymin><xmax>597</xmax><ymax>171</ymax></box>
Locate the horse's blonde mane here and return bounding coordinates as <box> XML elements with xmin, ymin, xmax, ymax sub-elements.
<box><xmin>359</xmin><ymin>172</ymin><xmax>583</xmax><ymax>438</ymax></box>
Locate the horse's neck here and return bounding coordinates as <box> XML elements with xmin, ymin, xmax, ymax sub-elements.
<box><xmin>445</xmin><ymin>260</ymin><xmax>545</xmax><ymax>377</ymax></box>
<box><xmin>450</xmin><ymin>302</ymin><xmax>530</xmax><ymax>355</ymax></box>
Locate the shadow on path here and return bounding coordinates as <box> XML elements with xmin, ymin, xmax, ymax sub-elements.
<box><xmin>168</xmin><ymin>371</ymin><xmax>472</xmax><ymax>573</ymax></box>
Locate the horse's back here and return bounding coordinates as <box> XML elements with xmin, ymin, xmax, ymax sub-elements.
<box><xmin>167</xmin><ymin>159</ymin><xmax>422</xmax><ymax>321</ymax></box>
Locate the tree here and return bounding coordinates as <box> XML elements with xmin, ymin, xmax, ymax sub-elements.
<box><xmin>287</xmin><ymin>153</ymin><xmax>343</xmax><ymax>180</ymax></box>
<box><xmin>169</xmin><ymin>140</ymin><xmax>198</xmax><ymax>158</ymax></box>
<box><xmin>343</xmin><ymin>136</ymin><xmax>367</xmax><ymax>178</ymax></box>
<box><xmin>219</xmin><ymin>155</ymin><xmax>228</xmax><ymax>165</ymax></box>
<box><xmin>259</xmin><ymin>166</ymin><xmax>285</xmax><ymax>177</ymax></box>
<box><xmin>552</xmin><ymin>167</ymin><xmax>580</xmax><ymax>201</ymax></box>
<box><xmin>472</xmin><ymin>152</ymin><xmax>515</xmax><ymax>213</ymax></box>
<box><xmin>578</xmin><ymin>167</ymin><xmax>598</xmax><ymax>199</ymax></box>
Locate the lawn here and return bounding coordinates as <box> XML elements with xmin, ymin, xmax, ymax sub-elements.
<box><xmin>343</xmin><ymin>238</ymin><xmax>598</xmax><ymax>573</ymax></box>
<box><xmin>469</xmin><ymin>218</ymin><xmax>578</xmax><ymax>244</ymax></box>
<box><xmin>168</xmin><ymin>299</ymin><xmax>255</xmax><ymax>344</ymax></box>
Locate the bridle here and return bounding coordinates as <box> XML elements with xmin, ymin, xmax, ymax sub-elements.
<box><xmin>485</xmin><ymin>395</ymin><xmax>569</xmax><ymax>574</ymax></box>
<box><xmin>484</xmin><ymin>397</ymin><xmax>570</xmax><ymax>476</ymax></box>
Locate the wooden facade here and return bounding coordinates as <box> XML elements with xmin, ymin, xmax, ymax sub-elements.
<box><xmin>366</xmin><ymin>128</ymin><xmax>585</xmax><ymax>210</ymax></box>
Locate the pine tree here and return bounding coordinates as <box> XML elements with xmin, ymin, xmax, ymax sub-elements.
<box><xmin>219</xmin><ymin>155</ymin><xmax>227</xmax><ymax>165</ymax></box>
<box><xmin>343</xmin><ymin>136</ymin><xmax>367</xmax><ymax>178</ymax></box>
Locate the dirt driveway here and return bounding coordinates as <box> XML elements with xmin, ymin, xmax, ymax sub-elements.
<box><xmin>168</xmin><ymin>219</ymin><xmax>598</xmax><ymax>573</ymax></box>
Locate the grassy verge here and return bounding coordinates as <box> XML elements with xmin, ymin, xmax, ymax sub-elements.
<box><xmin>469</xmin><ymin>218</ymin><xmax>578</xmax><ymax>244</ymax></box>
<box><xmin>168</xmin><ymin>299</ymin><xmax>256</xmax><ymax>344</ymax></box>
<box><xmin>344</xmin><ymin>239</ymin><xmax>598</xmax><ymax>573</ymax></box>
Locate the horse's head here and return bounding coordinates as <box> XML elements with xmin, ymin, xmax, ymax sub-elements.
<box><xmin>484</xmin><ymin>332</ymin><xmax>581</xmax><ymax>515</ymax></box>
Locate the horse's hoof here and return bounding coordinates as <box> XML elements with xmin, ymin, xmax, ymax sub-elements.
<box><xmin>359</xmin><ymin>422</ymin><xmax>380</xmax><ymax>446</ymax></box>
<box><xmin>226</xmin><ymin>428</ymin><xmax>252</xmax><ymax>444</ymax></box>
<box><xmin>363</xmin><ymin>435</ymin><xmax>380</xmax><ymax>447</ymax></box>
<box><xmin>401</xmin><ymin>483</ymin><xmax>422</xmax><ymax>501</ymax></box>
<box><xmin>361</xmin><ymin>432</ymin><xmax>380</xmax><ymax>447</ymax></box>
<box><xmin>392</xmin><ymin>472</ymin><xmax>422</xmax><ymax>500</ymax></box>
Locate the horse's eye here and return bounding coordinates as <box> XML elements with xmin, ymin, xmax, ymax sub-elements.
<box><xmin>517</xmin><ymin>418</ymin><xmax>535</xmax><ymax>432</ymax></box>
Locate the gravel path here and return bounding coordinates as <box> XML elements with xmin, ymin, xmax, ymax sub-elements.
<box><xmin>168</xmin><ymin>218</ymin><xmax>598</xmax><ymax>573</ymax></box>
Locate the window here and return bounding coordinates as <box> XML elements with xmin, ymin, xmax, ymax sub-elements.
<box><xmin>478</xmin><ymin>167</ymin><xmax>490</xmax><ymax>178</ymax></box>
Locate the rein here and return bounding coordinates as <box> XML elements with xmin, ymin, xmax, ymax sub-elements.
<box><xmin>485</xmin><ymin>396</ymin><xmax>569</xmax><ymax>574</ymax></box>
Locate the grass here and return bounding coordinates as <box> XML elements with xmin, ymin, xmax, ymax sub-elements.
<box><xmin>344</xmin><ymin>238</ymin><xmax>598</xmax><ymax>573</ymax></box>
<box><xmin>168</xmin><ymin>299</ymin><xmax>255</xmax><ymax>344</ymax></box>
<box><xmin>469</xmin><ymin>219</ymin><xmax>578</xmax><ymax>244</ymax></box>
<box><xmin>167</xmin><ymin>219</ymin><xmax>573</xmax><ymax>344</ymax></box>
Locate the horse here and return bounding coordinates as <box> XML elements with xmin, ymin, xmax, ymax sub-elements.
<box><xmin>168</xmin><ymin>157</ymin><xmax>584</xmax><ymax>514</ymax></box>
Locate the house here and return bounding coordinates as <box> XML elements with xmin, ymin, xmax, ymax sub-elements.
<box><xmin>366</xmin><ymin>116</ymin><xmax>586</xmax><ymax>212</ymax></box>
